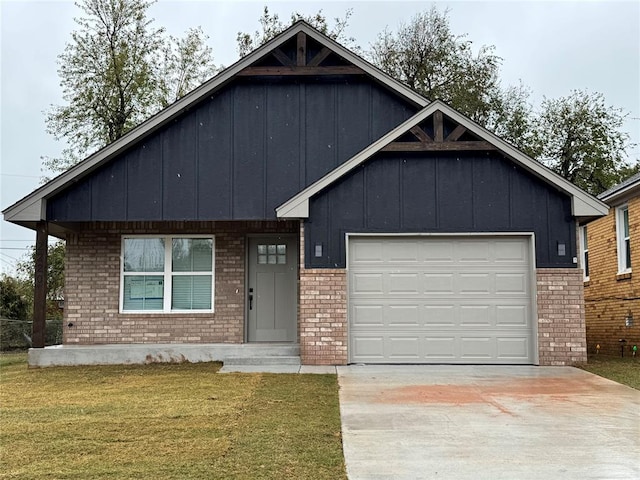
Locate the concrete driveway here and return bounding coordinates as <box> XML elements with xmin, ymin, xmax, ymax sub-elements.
<box><xmin>337</xmin><ymin>365</ymin><xmax>640</xmax><ymax>480</ymax></box>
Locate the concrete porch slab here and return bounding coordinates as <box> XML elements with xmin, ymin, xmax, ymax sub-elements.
<box><xmin>28</xmin><ymin>343</ymin><xmax>299</xmax><ymax>367</ymax></box>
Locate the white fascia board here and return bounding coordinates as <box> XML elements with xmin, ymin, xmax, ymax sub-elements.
<box><xmin>301</xmin><ymin>26</ymin><xmax>428</xmax><ymax>108</ymax></box>
<box><xmin>3</xmin><ymin>198</ymin><xmax>45</xmax><ymax>222</ymax></box>
<box><xmin>277</xmin><ymin>106</ymin><xmax>436</xmax><ymax>218</ymax></box>
<box><xmin>415</xmin><ymin>102</ymin><xmax>608</xmax><ymax>218</ymax></box>
<box><xmin>599</xmin><ymin>183</ymin><xmax>640</xmax><ymax>206</ymax></box>
<box><xmin>277</xmin><ymin>99</ymin><xmax>609</xmax><ymax>219</ymax></box>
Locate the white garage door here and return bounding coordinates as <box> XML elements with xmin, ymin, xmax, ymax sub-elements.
<box><xmin>348</xmin><ymin>236</ymin><xmax>535</xmax><ymax>364</ymax></box>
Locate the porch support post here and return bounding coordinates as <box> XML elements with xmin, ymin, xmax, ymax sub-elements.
<box><xmin>33</xmin><ymin>221</ymin><xmax>48</xmax><ymax>348</ymax></box>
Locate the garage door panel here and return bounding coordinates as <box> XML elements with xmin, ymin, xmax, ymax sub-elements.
<box><xmin>495</xmin><ymin>240</ymin><xmax>528</xmax><ymax>263</ymax></box>
<box><xmin>459</xmin><ymin>305</ymin><xmax>491</xmax><ymax>326</ymax></box>
<box><xmin>351</xmin><ymin>273</ymin><xmax>384</xmax><ymax>294</ymax></box>
<box><xmin>352</xmin><ymin>305</ymin><xmax>384</xmax><ymax>326</ymax></box>
<box><xmin>349</xmin><ymin>236</ymin><xmax>534</xmax><ymax>364</ymax></box>
<box><xmin>420</xmin><ymin>241</ymin><xmax>454</xmax><ymax>263</ymax></box>
<box><xmin>456</xmin><ymin>241</ymin><xmax>490</xmax><ymax>263</ymax></box>
<box><xmin>352</xmin><ymin>336</ymin><xmax>385</xmax><ymax>359</ymax></box>
<box><xmin>389</xmin><ymin>273</ymin><xmax>421</xmax><ymax>294</ymax></box>
<box><xmin>460</xmin><ymin>337</ymin><xmax>494</xmax><ymax>359</ymax></box>
<box><xmin>496</xmin><ymin>305</ymin><xmax>528</xmax><ymax>326</ymax></box>
<box><xmin>424</xmin><ymin>337</ymin><xmax>457</xmax><ymax>358</ymax></box>
<box><xmin>387</xmin><ymin>305</ymin><xmax>420</xmax><ymax>326</ymax></box>
<box><xmin>350</xmin><ymin>241</ymin><xmax>383</xmax><ymax>264</ymax></box>
<box><xmin>424</xmin><ymin>305</ymin><xmax>456</xmax><ymax>326</ymax></box>
<box><xmin>384</xmin><ymin>241</ymin><xmax>419</xmax><ymax>263</ymax></box>
<box><xmin>496</xmin><ymin>337</ymin><xmax>530</xmax><ymax>359</ymax></box>
<box><xmin>495</xmin><ymin>273</ymin><xmax>528</xmax><ymax>294</ymax></box>
<box><xmin>424</xmin><ymin>273</ymin><xmax>455</xmax><ymax>294</ymax></box>
<box><xmin>388</xmin><ymin>337</ymin><xmax>421</xmax><ymax>359</ymax></box>
<box><xmin>458</xmin><ymin>273</ymin><xmax>492</xmax><ymax>294</ymax></box>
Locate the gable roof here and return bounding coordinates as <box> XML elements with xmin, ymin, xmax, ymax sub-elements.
<box><xmin>3</xmin><ymin>21</ymin><xmax>428</xmax><ymax>228</ymax></box>
<box><xmin>276</xmin><ymin>100</ymin><xmax>609</xmax><ymax>219</ymax></box>
<box><xmin>598</xmin><ymin>171</ymin><xmax>640</xmax><ymax>205</ymax></box>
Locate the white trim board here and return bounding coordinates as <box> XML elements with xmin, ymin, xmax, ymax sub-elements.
<box><xmin>276</xmin><ymin>100</ymin><xmax>608</xmax><ymax>220</ymax></box>
<box><xmin>2</xmin><ymin>21</ymin><xmax>428</xmax><ymax>225</ymax></box>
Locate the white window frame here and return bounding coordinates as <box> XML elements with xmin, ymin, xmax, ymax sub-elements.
<box><xmin>579</xmin><ymin>225</ymin><xmax>589</xmax><ymax>281</ymax></box>
<box><xmin>616</xmin><ymin>205</ymin><xmax>631</xmax><ymax>274</ymax></box>
<box><xmin>120</xmin><ymin>235</ymin><xmax>215</xmax><ymax>313</ymax></box>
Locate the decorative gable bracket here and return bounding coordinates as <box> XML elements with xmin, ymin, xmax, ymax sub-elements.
<box><xmin>382</xmin><ymin>110</ymin><xmax>496</xmax><ymax>152</ymax></box>
<box><xmin>238</xmin><ymin>32</ymin><xmax>364</xmax><ymax>76</ymax></box>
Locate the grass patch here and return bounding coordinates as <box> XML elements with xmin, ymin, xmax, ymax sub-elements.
<box><xmin>0</xmin><ymin>354</ymin><xmax>346</xmax><ymax>479</ymax></box>
<box><xmin>577</xmin><ymin>354</ymin><xmax>640</xmax><ymax>390</ymax></box>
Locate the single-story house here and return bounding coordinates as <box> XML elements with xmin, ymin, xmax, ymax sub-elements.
<box><xmin>3</xmin><ymin>21</ymin><xmax>608</xmax><ymax>367</ymax></box>
<box><xmin>581</xmin><ymin>172</ymin><xmax>640</xmax><ymax>356</ymax></box>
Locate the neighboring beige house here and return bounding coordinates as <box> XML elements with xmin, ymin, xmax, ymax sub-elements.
<box><xmin>582</xmin><ymin>172</ymin><xmax>640</xmax><ymax>356</ymax></box>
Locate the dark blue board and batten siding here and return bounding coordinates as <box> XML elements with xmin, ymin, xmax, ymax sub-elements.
<box><xmin>305</xmin><ymin>151</ymin><xmax>576</xmax><ymax>269</ymax></box>
<box><xmin>47</xmin><ymin>78</ymin><xmax>416</xmax><ymax>222</ymax></box>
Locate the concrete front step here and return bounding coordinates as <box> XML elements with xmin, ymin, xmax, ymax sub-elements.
<box><xmin>223</xmin><ymin>355</ymin><xmax>301</xmax><ymax>366</ymax></box>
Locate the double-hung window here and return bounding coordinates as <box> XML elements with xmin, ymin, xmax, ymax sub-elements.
<box><xmin>616</xmin><ymin>205</ymin><xmax>631</xmax><ymax>274</ymax></box>
<box><xmin>579</xmin><ymin>225</ymin><xmax>589</xmax><ymax>281</ymax></box>
<box><xmin>121</xmin><ymin>236</ymin><xmax>214</xmax><ymax>312</ymax></box>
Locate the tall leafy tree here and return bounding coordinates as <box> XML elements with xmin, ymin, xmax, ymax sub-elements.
<box><xmin>0</xmin><ymin>275</ymin><xmax>31</xmax><ymax>322</ymax></box>
<box><xmin>236</xmin><ymin>6</ymin><xmax>357</xmax><ymax>57</ymax></box>
<box><xmin>43</xmin><ymin>0</ymin><xmax>216</xmax><ymax>177</ymax></box>
<box><xmin>535</xmin><ymin>90</ymin><xmax>636</xmax><ymax>195</ymax></box>
<box><xmin>369</xmin><ymin>6</ymin><xmax>501</xmax><ymax>123</ymax></box>
<box><xmin>17</xmin><ymin>241</ymin><xmax>66</xmax><ymax>321</ymax></box>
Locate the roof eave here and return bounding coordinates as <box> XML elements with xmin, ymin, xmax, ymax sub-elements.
<box><xmin>277</xmin><ymin>100</ymin><xmax>609</xmax><ymax>219</ymax></box>
<box><xmin>3</xmin><ymin>20</ymin><xmax>427</xmax><ymax>226</ymax></box>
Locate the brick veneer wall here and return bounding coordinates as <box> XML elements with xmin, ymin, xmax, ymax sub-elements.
<box><xmin>583</xmin><ymin>196</ymin><xmax>640</xmax><ymax>355</ymax></box>
<box><xmin>536</xmin><ymin>268</ymin><xmax>587</xmax><ymax>365</ymax></box>
<box><xmin>297</xmin><ymin>222</ymin><xmax>348</xmax><ymax>365</ymax></box>
<box><xmin>63</xmin><ymin>221</ymin><xmax>297</xmax><ymax>345</ymax></box>
<box><xmin>299</xmin><ymin>269</ymin><xmax>347</xmax><ymax>365</ymax></box>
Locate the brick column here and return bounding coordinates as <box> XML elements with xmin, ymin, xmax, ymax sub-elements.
<box><xmin>298</xmin><ymin>221</ymin><xmax>348</xmax><ymax>365</ymax></box>
<box><xmin>536</xmin><ymin>268</ymin><xmax>587</xmax><ymax>365</ymax></box>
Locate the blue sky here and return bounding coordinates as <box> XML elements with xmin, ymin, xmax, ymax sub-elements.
<box><xmin>1</xmin><ymin>0</ymin><xmax>639</xmax><ymax>274</ymax></box>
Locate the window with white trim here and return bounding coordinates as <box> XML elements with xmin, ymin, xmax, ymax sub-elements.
<box><xmin>121</xmin><ymin>236</ymin><xmax>214</xmax><ymax>312</ymax></box>
<box><xmin>616</xmin><ymin>205</ymin><xmax>631</xmax><ymax>273</ymax></box>
<box><xmin>579</xmin><ymin>225</ymin><xmax>589</xmax><ymax>280</ymax></box>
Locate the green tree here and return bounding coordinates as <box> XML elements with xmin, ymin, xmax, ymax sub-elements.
<box><xmin>236</xmin><ymin>6</ymin><xmax>356</xmax><ymax>57</ymax></box>
<box><xmin>17</xmin><ymin>241</ymin><xmax>66</xmax><ymax>321</ymax></box>
<box><xmin>369</xmin><ymin>6</ymin><xmax>501</xmax><ymax>123</ymax></box>
<box><xmin>485</xmin><ymin>81</ymin><xmax>538</xmax><ymax>156</ymax></box>
<box><xmin>535</xmin><ymin>90</ymin><xmax>635</xmax><ymax>195</ymax></box>
<box><xmin>0</xmin><ymin>275</ymin><xmax>30</xmax><ymax>321</ymax></box>
<box><xmin>0</xmin><ymin>275</ymin><xmax>32</xmax><ymax>350</ymax></box>
<box><xmin>43</xmin><ymin>0</ymin><xmax>216</xmax><ymax>177</ymax></box>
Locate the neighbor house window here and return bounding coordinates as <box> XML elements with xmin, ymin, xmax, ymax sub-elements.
<box><xmin>579</xmin><ymin>225</ymin><xmax>589</xmax><ymax>280</ymax></box>
<box><xmin>121</xmin><ymin>236</ymin><xmax>214</xmax><ymax>312</ymax></box>
<box><xmin>616</xmin><ymin>205</ymin><xmax>631</xmax><ymax>273</ymax></box>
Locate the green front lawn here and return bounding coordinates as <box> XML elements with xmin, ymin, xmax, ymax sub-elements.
<box><xmin>0</xmin><ymin>353</ymin><xmax>346</xmax><ymax>479</ymax></box>
<box><xmin>577</xmin><ymin>354</ymin><xmax>640</xmax><ymax>390</ymax></box>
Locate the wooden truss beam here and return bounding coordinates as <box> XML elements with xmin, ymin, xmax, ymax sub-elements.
<box><xmin>385</xmin><ymin>111</ymin><xmax>495</xmax><ymax>152</ymax></box>
<box><xmin>381</xmin><ymin>141</ymin><xmax>496</xmax><ymax>152</ymax></box>
<box><xmin>308</xmin><ymin>47</ymin><xmax>332</xmax><ymax>67</ymax></box>
<box><xmin>445</xmin><ymin>124</ymin><xmax>467</xmax><ymax>142</ymax></box>
<box><xmin>297</xmin><ymin>32</ymin><xmax>306</xmax><ymax>66</ymax></box>
<box><xmin>410</xmin><ymin>126</ymin><xmax>433</xmax><ymax>143</ymax></box>
<box><xmin>272</xmin><ymin>48</ymin><xmax>294</xmax><ymax>66</ymax></box>
<box><xmin>238</xmin><ymin>66</ymin><xmax>363</xmax><ymax>76</ymax></box>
